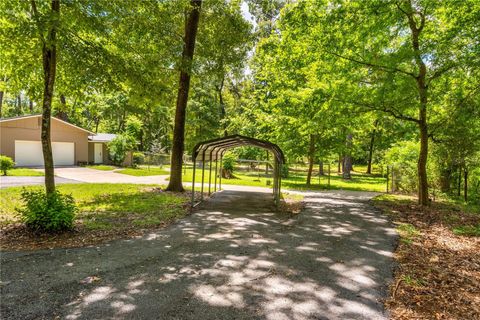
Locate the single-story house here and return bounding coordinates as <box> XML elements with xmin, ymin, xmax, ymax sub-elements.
<box><xmin>0</xmin><ymin>114</ymin><xmax>132</xmax><ymax>167</ymax></box>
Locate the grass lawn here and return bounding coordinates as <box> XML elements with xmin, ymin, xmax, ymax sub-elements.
<box><xmin>0</xmin><ymin>184</ymin><xmax>189</xmax><ymax>230</ymax></box>
<box><xmin>117</xmin><ymin>166</ymin><xmax>169</xmax><ymax>176</ymax></box>
<box><xmin>85</xmin><ymin>165</ymin><xmax>116</xmax><ymax>171</ymax></box>
<box><xmin>179</xmin><ymin>165</ymin><xmax>387</xmax><ymax>192</ymax></box>
<box><xmin>4</xmin><ymin>168</ymin><xmax>44</xmax><ymax>176</ymax></box>
<box><xmin>373</xmin><ymin>194</ymin><xmax>479</xmax><ymax>319</ymax></box>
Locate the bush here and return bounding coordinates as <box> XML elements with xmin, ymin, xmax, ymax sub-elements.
<box><xmin>133</xmin><ymin>152</ymin><xmax>145</xmax><ymax>166</ymax></box>
<box><xmin>222</xmin><ymin>152</ymin><xmax>236</xmax><ymax>179</ymax></box>
<box><xmin>0</xmin><ymin>155</ymin><xmax>15</xmax><ymax>176</ymax></box>
<box><xmin>17</xmin><ymin>189</ymin><xmax>77</xmax><ymax>232</ymax></box>
<box><xmin>108</xmin><ymin>133</ymin><xmax>136</xmax><ymax>166</ymax></box>
<box><xmin>384</xmin><ymin>141</ymin><xmax>419</xmax><ymax>193</ymax></box>
<box><xmin>281</xmin><ymin>163</ymin><xmax>289</xmax><ymax>178</ymax></box>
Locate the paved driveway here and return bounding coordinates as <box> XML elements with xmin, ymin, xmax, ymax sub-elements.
<box><xmin>1</xmin><ymin>189</ymin><xmax>396</xmax><ymax>320</ymax></box>
<box><xmin>53</xmin><ymin>167</ymin><xmax>168</xmax><ymax>185</ymax></box>
<box><xmin>0</xmin><ymin>167</ymin><xmax>168</xmax><ymax>188</ymax></box>
<box><xmin>0</xmin><ymin>176</ymin><xmax>79</xmax><ymax>188</ymax></box>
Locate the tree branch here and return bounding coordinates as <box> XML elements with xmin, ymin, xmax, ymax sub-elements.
<box><xmin>30</xmin><ymin>0</ymin><xmax>46</xmax><ymax>45</ymax></box>
<box><xmin>325</xmin><ymin>50</ymin><xmax>417</xmax><ymax>78</ymax></box>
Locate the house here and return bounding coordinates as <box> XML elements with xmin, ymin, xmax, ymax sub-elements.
<box><xmin>0</xmin><ymin>114</ymin><xmax>132</xmax><ymax>167</ymax></box>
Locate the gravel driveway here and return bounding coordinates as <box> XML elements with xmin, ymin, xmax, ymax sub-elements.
<box><xmin>0</xmin><ymin>189</ymin><xmax>396</xmax><ymax>320</ymax></box>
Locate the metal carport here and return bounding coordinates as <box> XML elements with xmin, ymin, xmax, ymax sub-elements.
<box><xmin>191</xmin><ymin>135</ymin><xmax>285</xmax><ymax>207</ymax></box>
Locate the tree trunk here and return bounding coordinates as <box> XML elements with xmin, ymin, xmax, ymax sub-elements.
<box><xmin>0</xmin><ymin>91</ymin><xmax>3</xmax><ymax>117</ymax></box>
<box><xmin>34</xmin><ymin>0</ymin><xmax>60</xmax><ymax>196</ymax></box>
<box><xmin>338</xmin><ymin>154</ymin><xmax>342</xmax><ymax>173</ymax></box>
<box><xmin>56</xmin><ymin>94</ymin><xmax>69</xmax><ymax>121</ymax></box>
<box><xmin>417</xmin><ymin>120</ymin><xmax>429</xmax><ymax>205</ymax></box>
<box><xmin>218</xmin><ymin>74</ymin><xmax>228</xmax><ymax>137</ymax></box>
<box><xmin>17</xmin><ymin>95</ymin><xmax>22</xmax><ymax>113</ymax></box>
<box><xmin>306</xmin><ymin>134</ymin><xmax>315</xmax><ymax>186</ymax></box>
<box><xmin>405</xmin><ymin>2</ymin><xmax>429</xmax><ymax>206</ymax></box>
<box><xmin>319</xmin><ymin>161</ymin><xmax>324</xmax><ymax>175</ymax></box>
<box><xmin>166</xmin><ymin>0</ymin><xmax>202</xmax><ymax>192</ymax></box>
<box><xmin>29</xmin><ymin>99</ymin><xmax>34</xmax><ymax>112</ymax></box>
<box><xmin>366</xmin><ymin>120</ymin><xmax>378</xmax><ymax>174</ymax></box>
<box><xmin>457</xmin><ymin>166</ymin><xmax>462</xmax><ymax>197</ymax></box>
<box><xmin>343</xmin><ymin>134</ymin><xmax>352</xmax><ymax>179</ymax></box>
<box><xmin>464</xmin><ymin>167</ymin><xmax>468</xmax><ymax>202</ymax></box>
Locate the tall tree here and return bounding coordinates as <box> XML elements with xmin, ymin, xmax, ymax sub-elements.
<box><xmin>167</xmin><ymin>0</ymin><xmax>202</xmax><ymax>192</ymax></box>
<box><xmin>31</xmin><ymin>0</ymin><xmax>60</xmax><ymax>195</ymax></box>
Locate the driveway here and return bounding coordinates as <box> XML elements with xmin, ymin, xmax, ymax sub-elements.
<box><xmin>53</xmin><ymin>167</ymin><xmax>169</xmax><ymax>185</ymax></box>
<box><xmin>0</xmin><ymin>167</ymin><xmax>168</xmax><ymax>188</ymax></box>
<box><xmin>0</xmin><ymin>176</ymin><xmax>79</xmax><ymax>188</ymax></box>
<box><xmin>1</xmin><ymin>189</ymin><xmax>396</xmax><ymax>320</ymax></box>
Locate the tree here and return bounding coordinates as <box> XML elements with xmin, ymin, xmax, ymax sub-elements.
<box><xmin>31</xmin><ymin>0</ymin><xmax>60</xmax><ymax>196</ymax></box>
<box><xmin>167</xmin><ymin>0</ymin><xmax>202</xmax><ymax>192</ymax></box>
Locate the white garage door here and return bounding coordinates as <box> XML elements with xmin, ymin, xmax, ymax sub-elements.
<box><xmin>15</xmin><ymin>140</ymin><xmax>75</xmax><ymax>166</ymax></box>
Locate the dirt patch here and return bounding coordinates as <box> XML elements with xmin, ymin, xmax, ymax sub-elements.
<box><xmin>374</xmin><ymin>197</ymin><xmax>480</xmax><ymax>320</ymax></box>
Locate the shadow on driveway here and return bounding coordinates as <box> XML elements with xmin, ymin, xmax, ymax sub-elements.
<box><xmin>1</xmin><ymin>190</ymin><xmax>396</xmax><ymax>320</ymax></box>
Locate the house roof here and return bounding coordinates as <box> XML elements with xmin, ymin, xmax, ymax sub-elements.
<box><xmin>88</xmin><ymin>133</ymin><xmax>117</xmax><ymax>142</ymax></box>
<box><xmin>0</xmin><ymin>114</ymin><xmax>94</xmax><ymax>134</ymax></box>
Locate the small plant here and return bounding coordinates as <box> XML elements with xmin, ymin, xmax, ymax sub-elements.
<box><xmin>0</xmin><ymin>155</ymin><xmax>15</xmax><ymax>176</ymax></box>
<box><xmin>16</xmin><ymin>189</ymin><xmax>77</xmax><ymax>232</ymax></box>
<box><xmin>452</xmin><ymin>225</ymin><xmax>480</xmax><ymax>237</ymax></box>
<box><xmin>108</xmin><ymin>133</ymin><xmax>136</xmax><ymax>166</ymax></box>
<box><xmin>222</xmin><ymin>153</ymin><xmax>236</xmax><ymax>179</ymax></box>
<box><xmin>133</xmin><ymin>152</ymin><xmax>145</xmax><ymax>166</ymax></box>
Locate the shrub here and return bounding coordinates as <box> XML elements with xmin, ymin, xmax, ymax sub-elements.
<box><xmin>281</xmin><ymin>163</ymin><xmax>289</xmax><ymax>178</ymax></box>
<box><xmin>17</xmin><ymin>189</ymin><xmax>77</xmax><ymax>232</ymax></box>
<box><xmin>133</xmin><ymin>152</ymin><xmax>145</xmax><ymax>166</ymax></box>
<box><xmin>108</xmin><ymin>133</ymin><xmax>136</xmax><ymax>166</ymax></box>
<box><xmin>0</xmin><ymin>155</ymin><xmax>15</xmax><ymax>176</ymax></box>
<box><xmin>384</xmin><ymin>141</ymin><xmax>419</xmax><ymax>193</ymax></box>
<box><xmin>222</xmin><ymin>152</ymin><xmax>236</xmax><ymax>179</ymax></box>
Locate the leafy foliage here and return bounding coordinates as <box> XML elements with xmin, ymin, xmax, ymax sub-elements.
<box><xmin>0</xmin><ymin>155</ymin><xmax>15</xmax><ymax>176</ymax></box>
<box><xmin>17</xmin><ymin>189</ymin><xmax>76</xmax><ymax>232</ymax></box>
<box><xmin>108</xmin><ymin>134</ymin><xmax>136</xmax><ymax>166</ymax></box>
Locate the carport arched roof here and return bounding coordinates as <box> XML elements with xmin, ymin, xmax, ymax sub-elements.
<box><xmin>191</xmin><ymin>135</ymin><xmax>285</xmax><ymax>207</ymax></box>
<box><xmin>192</xmin><ymin>134</ymin><xmax>285</xmax><ymax>164</ymax></box>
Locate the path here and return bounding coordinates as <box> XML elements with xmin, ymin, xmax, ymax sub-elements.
<box><xmin>0</xmin><ymin>189</ymin><xmax>396</xmax><ymax>320</ymax></box>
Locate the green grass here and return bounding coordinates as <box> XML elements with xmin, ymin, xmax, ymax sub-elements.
<box><xmin>0</xmin><ymin>184</ymin><xmax>189</xmax><ymax>230</ymax></box>
<box><xmin>86</xmin><ymin>165</ymin><xmax>116</xmax><ymax>171</ymax></box>
<box><xmin>117</xmin><ymin>166</ymin><xmax>169</xmax><ymax>176</ymax></box>
<box><xmin>179</xmin><ymin>166</ymin><xmax>386</xmax><ymax>192</ymax></box>
<box><xmin>397</xmin><ymin>223</ymin><xmax>421</xmax><ymax>244</ymax></box>
<box><xmin>4</xmin><ymin>168</ymin><xmax>44</xmax><ymax>176</ymax></box>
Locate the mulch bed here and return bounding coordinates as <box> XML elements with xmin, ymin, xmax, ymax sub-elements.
<box><xmin>374</xmin><ymin>198</ymin><xmax>480</xmax><ymax>320</ymax></box>
<box><xmin>0</xmin><ymin>221</ymin><xmax>174</xmax><ymax>252</ymax></box>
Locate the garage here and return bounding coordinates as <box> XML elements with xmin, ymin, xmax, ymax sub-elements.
<box><xmin>14</xmin><ymin>140</ymin><xmax>75</xmax><ymax>166</ymax></box>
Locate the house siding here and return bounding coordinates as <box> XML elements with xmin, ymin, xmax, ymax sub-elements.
<box><xmin>0</xmin><ymin>116</ymin><xmax>89</xmax><ymax>165</ymax></box>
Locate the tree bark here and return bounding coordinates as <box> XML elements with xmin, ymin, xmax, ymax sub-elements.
<box><xmin>166</xmin><ymin>0</ymin><xmax>202</xmax><ymax>192</ymax></box>
<box><xmin>319</xmin><ymin>161</ymin><xmax>324</xmax><ymax>175</ymax></box>
<box><xmin>17</xmin><ymin>95</ymin><xmax>22</xmax><ymax>113</ymax></box>
<box><xmin>0</xmin><ymin>91</ymin><xmax>3</xmax><ymax>117</ymax></box>
<box><xmin>33</xmin><ymin>0</ymin><xmax>60</xmax><ymax>196</ymax></box>
<box><xmin>464</xmin><ymin>167</ymin><xmax>468</xmax><ymax>202</ymax></box>
<box><xmin>306</xmin><ymin>134</ymin><xmax>315</xmax><ymax>186</ymax></box>
<box><xmin>457</xmin><ymin>166</ymin><xmax>462</xmax><ymax>197</ymax></box>
<box><xmin>29</xmin><ymin>99</ymin><xmax>34</xmax><ymax>112</ymax></box>
<box><xmin>338</xmin><ymin>154</ymin><xmax>342</xmax><ymax>173</ymax></box>
<box><xmin>366</xmin><ymin>120</ymin><xmax>378</xmax><ymax>174</ymax></box>
<box><xmin>405</xmin><ymin>1</ymin><xmax>429</xmax><ymax>206</ymax></box>
<box><xmin>343</xmin><ymin>134</ymin><xmax>352</xmax><ymax>179</ymax></box>
<box><xmin>56</xmin><ymin>94</ymin><xmax>69</xmax><ymax>121</ymax></box>
<box><xmin>218</xmin><ymin>74</ymin><xmax>228</xmax><ymax>137</ymax></box>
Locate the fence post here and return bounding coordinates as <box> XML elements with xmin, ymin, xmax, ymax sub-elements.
<box><xmin>386</xmin><ymin>165</ymin><xmax>390</xmax><ymax>193</ymax></box>
<box><xmin>391</xmin><ymin>165</ymin><xmax>394</xmax><ymax>193</ymax></box>
<box><xmin>328</xmin><ymin>163</ymin><xmax>331</xmax><ymax>189</ymax></box>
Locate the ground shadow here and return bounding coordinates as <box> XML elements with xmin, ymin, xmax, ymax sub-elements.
<box><xmin>1</xmin><ymin>189</ymin><xmax>396</xmax><ymax>320</ymax></box>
